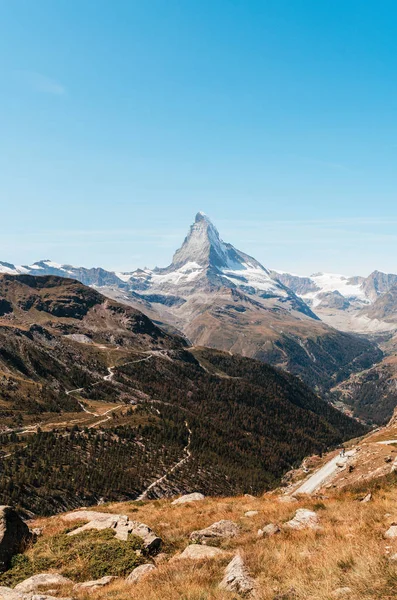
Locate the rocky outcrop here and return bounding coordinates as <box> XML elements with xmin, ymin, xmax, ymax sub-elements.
<box><xmin>64</xmin><ymin>510</ymin><xmax>162</xmax><ymax>553</ymax></box>
<box><xmin>0</xmin><ymin>506</ymin><xmax>33</xmax><ymax>572</ymax></box>
<box><xmin>14</xmin><ymin>573</ymin><xmax>72</xmax><ymax>593</ymax></box>
<box><xmin>190</xmin><ymin>520</ymin><xmax>239</xmax><ymax>543</ymax></box>
<box><xmin>175</xmin><ymin>545</ymin><xmax>224</xmax><ymax>560</ymax></box>
<box><xmin>171</xmin><ymin>493</ymin><xmax>205</xmax><ymax>505</ymax></box>
<box><xmin>126</xmin><ymin>564</ymin><xmax>156</xmax><ymax>583</ymax></box>
<box><xmin>219</xmin><ymin>554</ymin><xmax>257</xmax><ymax>598</ymax></box>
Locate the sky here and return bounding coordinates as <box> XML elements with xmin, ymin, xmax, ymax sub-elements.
<box><xmin>1</xmin><ymin>0</ymin><xmax>397</xmax><ymax>275</ymax></box>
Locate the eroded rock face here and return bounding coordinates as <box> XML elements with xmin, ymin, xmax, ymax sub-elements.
<box><xmin>219</xmin><ymin>554</ymin><xmax>257</xmax><ymax>598</ymax></box>
<box><xmin>175</xmin><ymin>545</ymin><xmax>224</xmax><ymax>560</ymax></box>
<box><xmin>63</xmin><ymin>510</ymin><xmax>162</xmax><ymax>553</ymax></box>
<box><xmin>14</xmin><ymin>573</ymin><xmax>72</xmax><ymax>593</ymax></box>
<box><xmin>126</xmin><ymin>563</ymin><xmax>156</xmax><ymax>583</ymax></box>
<box><xmin>190</xmin><ymin>520</ymin><xmax>239</xmax><ymax>543</ymax></box>
<box><xmin>171</xmin><ymin>493</ymin><xmax>205</xmax><ymax>505</ymax></box>
<box><xmin>284</xmin><ymin>509</ymin><xmax>319</xmax><ymax>531</ymax></box>
<box><xmin>0</xmin><ymin>506</ymin><xmax>33</xmax><ymax>572</ymax></box>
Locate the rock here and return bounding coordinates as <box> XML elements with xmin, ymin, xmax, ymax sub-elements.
<box><xmin>258</xmin><ymin>523</ymin><xmax>280</xmax><ymax>537</ymax></box>
<box><xmin>244</xmin><ymin>494</ymin><xmax>256</xmax><ymax>500</ymax></box>
<box><xmin>0</xmin><ymin>587</ymin><xmax>24</xmax><ymax>600</ymax></box>
<box><xmin>219</xmin><ymin>554</ymin><xmax>257</xmax><ymax>598</ymax></box>
<box><xmin>31</xmin><ymin>528</ymin><xmax>43</xmax><ymax>537</ymax></box>
<box><xmin>332</xmin><ymin>588</ymin><xmax>352</xmax><ymax>597</ymax></box>
<box><xmin>171</xmin><ymin>493</ymin><xmax>205</xmax><ymax>505</ymax></box>
<box><xmin>389</xmin><ymin>553</ymin><xmax>397</xmax><ymax>561</ymax></box>
<box><xmin>285</xmin><ymin>509</ymin><xmax>319</xmax><ymax>531</ymax></box>
<box><xmin>245</xmin><ymin>511</ymin><xmax>259</xmax><ymax>517</ymax></box>
<box><xmin>0</xmin><ymin>506</ymin><xmax>33</xmax><ymax>572</ymax></box>
<box><xmin>190</xmin><ymin>520</ymin><xmax>239</xmax><ymax>544</ymax></box>
<box><xmin>126</xmin><ymin>563</ymin><xmax>156</xmax><ymax>583</ymax></box>
<box><xmin>175</xmin><ymin>545</ymin><xmax>224</xmax><ymax>560</ymax></box>
<box><xmin>385</xmin><ymin>524</ymin><xmax>397</xmax><ymax>538</ymax></box>
<box><xmin>385</xmin><ymin>456</ymin><xmax>392</xmax><ymax>463</ymax></box>
<box><xmin>14</xmin><ymin>574</ymin><xmax>73</xmax><ymax>593</ymax></box>
<box><xmin>73</xmin><ymin>576</ymin><xmax>117</xmax><ymax>592</ymax></box>
<box><xmin>30</xmin><ymin>596</ymin><xmax>73</xmax><ymax>600</ymax></box>
<box><xmin>120</xmin><ymin>521</ymin><xmax>162</xmax><ymax>553</ymax></box>
<box><xmin>360</xmin><ymin>493</ymin><xmax>372</xmax><ymax>503</ymax></box>
<box><xmin>64</xmin><ymin>511</ymin><xmax>161</xmax><ymax>553</ymax></box>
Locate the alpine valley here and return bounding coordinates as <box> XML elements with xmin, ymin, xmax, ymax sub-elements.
<box><xmin>1</xmin><ymin>213</ymin><xmax>397</xmax><ymax>515</ymax></box>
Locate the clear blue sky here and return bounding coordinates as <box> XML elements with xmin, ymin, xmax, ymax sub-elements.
<box><xmin>1</xmin><ymin>0</ymin><xmax>397</xmax><ymax>275</ymax></box>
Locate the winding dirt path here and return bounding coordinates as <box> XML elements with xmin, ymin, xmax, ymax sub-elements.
<box><xmin>136</xmin><ymin>421</ymin><xmax>192</xmax><ymax>501</ymax></box>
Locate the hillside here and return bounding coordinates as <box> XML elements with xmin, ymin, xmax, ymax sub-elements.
<box><xmin>0</xmin><ymin>214</ymin><xmax>383</xmax><ymax>394</ymax></box>
<box><xmin>3</xmin><ymin>432</ymin><xmax>397</xmax><ymax>600</ymax></box>
<box><xmin>0</xmin><ymin>274</ymin><xmax>366</xmax><ymax>515</ymax></box>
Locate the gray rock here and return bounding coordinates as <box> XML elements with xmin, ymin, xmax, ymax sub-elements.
<box><xmin>257</xmin><ymin>523</ymin><xmax>280</xmax><ymax>537</ymax></box>
<box><xmin>175</xmin><ymin>545</ymin><xmax>224</xmax><ymax>560</ymax></box>
<box><xmin>30</xmin><ymin>596</ymin><xmax>73</xmax><ymax>600</ymax></box>
<box><xmin>73</xmin><ymin>576</ymin><xmax>117</xmax><ymax>592</ymax></box>
<box><xmin>64</xmin><ymin>510</ymin><xmax>161</xmax><ymax>553</ymax></box>
<box><xmin>0</xmin><ymin>506</ymin><xmax>33</xmax><ymax>572</ymax></box>
<box><xmin>285</xmin><ymin>509</ymin><xmax>319</xmax><ymax>531</ymax></box>
<box><xmin>385</xmin><ymin>524</ymin><xmax>397</xmax><ymax>538</ymax></box>
<box><xmin>244</xmin><ymin>511</ymin><xmax>259</xmax><ymax>518</ymax></box>
<box><xmin>14</xmin><ymin>574</ymin><xmax>72</xmax><ymax>593</ymax></box>
<box><xmin>360</xmin><ymin>493</ymin><xmax>372</xmax><ymax>503</ymax></box>
<box><xmin>219</xmin><ymin>554</ymin><xmax>257</xmax><ymax>598</ymax></box>
<box><xmin>171</xmin><ymin>493</ymin><xmax>205</xmax><ymax>505</ymax></box>
<box><xmin>0</xmin><ymin>586</ymin><xmax>24</xmax><ymax>600</ymax></box>
<box><xmin>126</xmin><ymin>564</ymin><xmax>156</xmax><ymax>583</ymax></box>
<box><xmin>190</xmin><ymin>520</ymin><xmax>239</xmax><ymax>543</ymax></box>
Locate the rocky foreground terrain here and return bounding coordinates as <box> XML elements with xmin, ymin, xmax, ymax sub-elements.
<box><xmin>3</xmin><ymin>416</ymin><xmax>397</xmax><ymax>600</ymax></box>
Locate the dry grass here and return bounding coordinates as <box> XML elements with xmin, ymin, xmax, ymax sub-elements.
<box><xmin>24</xmin><ymin>488</ymin><xmax>397</xmax><ymax>600</ymax></box>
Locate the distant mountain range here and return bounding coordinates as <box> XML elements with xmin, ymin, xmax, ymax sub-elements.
<box><xmin>0</xmin><ymin>273</ymin><xmax>365</xmax><ymax>513</ymax></box>
<box><xmin>0</xmin><ymin>213</ymin><xmax>384</xmax><ymax>393</ymax></box>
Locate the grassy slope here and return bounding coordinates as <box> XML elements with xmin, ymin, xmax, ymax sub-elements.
<box><xmin>4</xmin><ymin>476</ymin><xmax>397</xmax><ymax>600</ymax></box>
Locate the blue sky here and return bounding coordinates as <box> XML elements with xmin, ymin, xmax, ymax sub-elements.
<box><xmin>1</xmin><ymin>0</ymin><xmax>397</xmax><ymax>275</ymax></box>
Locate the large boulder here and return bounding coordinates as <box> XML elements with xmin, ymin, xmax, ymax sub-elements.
<box><xmin>190</xmin><ymin>520</ymin><xmax>239</xmax><ymax>544</ymax></box>
<box><xmin>126</xmin><ymin>563</ymin><xmax>156</xmax><ymax>584</ymax></box>
<box><xmin>0</xmin><ymin>506</ymin><xmax>33</xmax><ymax>572</ymax></box>
<box><xmin>14</xmin><ymin>573</ymin><xmax>72</xmax><ymax>593</ymax></box>
<box><xmin>175</xmin><ymin>545</ymin><xmax>224</xmax><ymax>560</ymax></box>
<box><xmin>219</xmin><ymin>554</ymin><xmax>257</xmax><ymax>598</ymax></box>
<box><xmin>171</xmin><ymin>493</ymin><xmax>205</xmax><ymax>505</ymax></box>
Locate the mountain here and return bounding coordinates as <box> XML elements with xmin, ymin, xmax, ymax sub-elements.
<box><xmin>108</xmin><ymin>213</ymin><xmax>381</xmax><ymax>392</ymax></box>
<box><xmin>0</xmin><ymin>273</ymin><xmax>366</xmax><ymax>514</ymax></box>
<box><xmin>272</xmin><ymin>270</ymin><xmax>397</xmax><ymax>334</ymax></box>
<box><xmin>0</xmin><ymin>215</ymin><xmax>383</xmax><ymax>391</ymax></box>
